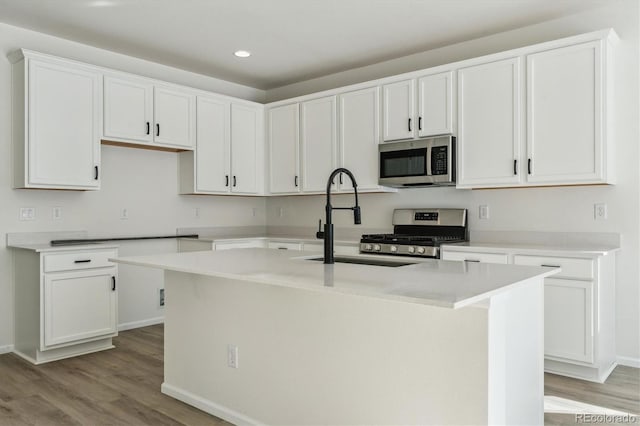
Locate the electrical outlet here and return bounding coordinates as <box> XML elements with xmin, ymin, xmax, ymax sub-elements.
<box><xmin>252</xmin><ymin>207</ymin><xmax>258</xmax><ymax>217</ymax></box>
<box><xmin>194</xmin><ymin>207</ymin><xmax>200</xmax><ymax>218</ymax></box>
<box><xmin>19</xmin><ymin>207</ymin><xmax>35</xmax><ymax>221</ymax></box>
<box><xmin>594</xmin><ymin>203</ymin><xmax>607</xmax><ymax>220</ymax></box>
<box><xmin>120</xmin><ymin>208</ymin><xmax>128</xmax><ymax>220</ymax></box>
<box><xmin>479</xmin><ymin>205</ymin><xmax>490</xmax><ymax>220</ymax></box>
<box><xmin>278</xmin><ymin>207</ymin><xmax>284</xmax><ymax>218</ymax></box>
<box><xmin>52</xmin><ymin>207</ymin><xmax>62</xmax><ymax>220</ymax></box>
<box><xmin>159</xmin><ymin>288</ymin><xmax>165</xmax><ymax>307</ymax></box>
<box><xmin>227</xmin><ymin>345</ymin><xmax>238</xmax><ymax>368</ymax></box>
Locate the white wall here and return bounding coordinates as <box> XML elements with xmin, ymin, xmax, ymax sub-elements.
<box><xmin>0</xmin><ymin>23</ymin><xmax>267</xmax><ymax>351</ymax></box>
<box><xmin>266</xmin><ymin>2</ymin><xmax>640</xmax><ymax>363</ymax></box>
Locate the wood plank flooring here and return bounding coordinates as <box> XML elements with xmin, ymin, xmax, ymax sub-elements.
<box><xmin>0</xmin><ymin>324</ymin><xmax>638</xmax><ymax>425</ymax></box>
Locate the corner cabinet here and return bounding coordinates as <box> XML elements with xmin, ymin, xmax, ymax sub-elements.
<box><xmin>179</xmin><ymin>97</ymin><xmax>264</xmax><ymax>195</ymax></box>
<box><xmin>13</xmin><ymin>247</ymin><xmax>119</xmax><ymax>364</ymax></box>
<box><xmin>441</xmin><ymin>245</ymin><xmax>617</xmax><ymax>383</ymax></box>
<box><xmin>10</xmin><ymin>50</ymin><xmax>102</xmax><ymax>190</ymax></box>
<box><xmin>104</xmin><ymin>74</ymin><xmax>195</xmax><ymax>150</ymax></box>
<box><xmin>457</xmin><ymin>29</ymin><xmax>618</xmax><ymax>189</ymax></box>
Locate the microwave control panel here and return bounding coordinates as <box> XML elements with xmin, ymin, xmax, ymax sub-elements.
<box><xmin>431</xmin><ymin>146</ymin><xmax>449</xmax><ymax>175</ymax></box>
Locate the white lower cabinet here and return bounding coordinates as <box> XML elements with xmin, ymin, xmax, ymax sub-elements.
<box><xmin>267</xmin><ymin>241</ymin><xmax>303</xmax><ymax>250</ymax></box>
<box><xmin>13</xmin><ymin>247</ymin><xmax>118</xmax><ymax>364</ymax></box>
<box><xmin>214</xmin><ymin>239</ymin><xmax>266</xmax><ymax>250</ymax></box>
<box><xmin>442</xmin><ymin>245</ymin><xmax>616</xmax><ymax>382</ymax></box>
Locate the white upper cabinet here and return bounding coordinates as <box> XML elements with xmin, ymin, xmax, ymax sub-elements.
<box><xmin>11</xmin><ymin>51</ymin><xmax>101</xmax><ymax>190</ymax></box>
<box><xmin>103</xmin><ymin>75</ymin><xmax>195</xmax><ymax>150</ymax></box>
<box><xmin>418</xmin><ymin>71</ymin><xmax>454</xmax><ymax>137</ymax></box>
<box><xmin>382</xmin><ymin>79</ymin><xmax>415</xmax><ymax>141</ymax></box>
<box><xmin>300</xmin><ymin>96</ymin><xmax>337</xmax><ymax>193</ymax></box>
<box><xmin>153</xmin><ymin>86</ymin><xmax>196</xmax><ymax>149</ymax></box>
<box><xmin>180</xmin><ymin>98</ymin><xmax>263</xmax><ymax>195</ymax></box>
<box><xmin>457</xmin><ymin>57</ymin><xmax>522</xmax><ymax>188</ymax></box>
<box><xmin>268</xmin><ymin>104</ymin><xmax>300</xmax><ymax>194</ymax></box>
<box><xmin>195</xmin><ymin>96</ymin><xmax>231</xmax><ymax>193</ymax></box>
<box><xmin>338</xmin><ymin>87</ymin><xmax>381</xmax><ymax>191</ymax></box>
<box><xmin>230</xmin><ymin>103</ymin><xmax>262</xmax><ymax>194</ymax></box>
<box><xmin>526</xmin><ymin>40</ymin><xmax>607</xmax><ymax>184</ymax></box>
<box><xmin>103</xmin><ymin>76</ymin><xmax>153</xmax><ymax>143</ymax></box>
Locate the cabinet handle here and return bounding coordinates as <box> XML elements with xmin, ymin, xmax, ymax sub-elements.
<box><xmin>156</xmin><ymin>123</ymin><xmax>160</xmax><ymax>137</ymax></box>
<box><xmin>225</xmin><ymin>175</ymin><xmax>229</xmax><ymax>187</ymax></box>
<box><xmin>294</xmin><ymin>175</ymin><xmax>298</xmax><ymax>187</ymax></box>
<box><xmin>408</xmin><ymin>118</ymin><xmax>412</xmax><ymax>132</ymax></box>
<box><xmin>464</xmin><ymin>259</ymin><xmax>480</xmax><ymax>263</ymax></box>
<box><xmin>418</xmin><ymin>116</ymin><xmax>422</xmax><ymax>131</ymax></box>
<box><xmin>541</xmin><ymin>264</ymin><xmax>561</xmax><ymax>268</ymax></box>
<box><xmin>74</xmin><ymin>259</ymin><xmax>91</xmax><ymax>264</ymax></box>
<box><xmin>146</xmin><ymin>122</ymin><xmax>150</xmax><ymax>135</ymax></box>
<box><xmin>339</xmin><ymin>173</ymin><xmax>343</xmax><ymax>185</ymax></box>
<box><xmin>528</xmin><ymin>158</ymin><xmax>532</xmax><ymax>175</ymax></box>
<box><xmin>514</xmin><ymin>159</ymin><xmax>518</xmax><ymax>175</ymax></box>
<box><xmin>112</xmin><ymin>276</ymin><xmax>116</xmax><ymax>291</ymax></box>
<box><xmin>233</xmin><ymin>176</ymin><xmax>237</xmax><ymax>187</ymax></box>
<box><xmin>277</xmin><ymin>247</ymin><xmax>288</xmax><ymax>250</ymax></box>
<box><xmin>94</xmin><ymin>166</ymin><xmax>99</xmax><ymax>180</ymax></box>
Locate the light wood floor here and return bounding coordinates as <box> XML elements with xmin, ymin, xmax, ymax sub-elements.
<box><xmin>0</xmin><ymin>324</ymin><xmax>638</xmax><ymax>425</ymax></box>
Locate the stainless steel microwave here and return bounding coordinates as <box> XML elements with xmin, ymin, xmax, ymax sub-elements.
<box><xmin>378</xmin><ymin>136</ymin><xmax>456</xmax><ymax>187</ymax></box>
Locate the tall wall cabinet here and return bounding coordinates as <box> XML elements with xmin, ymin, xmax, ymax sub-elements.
<box><xmin>10</xmin><ymin>50</ymin><xmax>102</xmax><ymax>190</ymax></box>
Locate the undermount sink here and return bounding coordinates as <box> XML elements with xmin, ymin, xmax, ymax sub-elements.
<box><xmin>307</xmin><ymin>256</ymin><xmax>416</xmax><ymax>268</ymax></box>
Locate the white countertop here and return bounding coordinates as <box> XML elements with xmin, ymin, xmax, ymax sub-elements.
<box><xmin>441</xmin><ymin>241</ymin><xmax>620</xmax><ymax>257</ymax></box>
<box><xmin>110</xmin><ymin>248</ymin><xmax>557</xmax><ymax>309</ymax></box>
<box><xmin>9</xmin><ymin>242</ymin><xmax>119</xmax><ymax>253</ymax></box>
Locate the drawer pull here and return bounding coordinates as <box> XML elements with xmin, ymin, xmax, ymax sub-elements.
<box><xmin>464</xmin><ymin>259</ymin><xmax>480</xmax><ymax>263</ymax></box>
<box><xmin>277</xmin><ymin>247</ymin><xmax>288</xmax><ymax>250</ymax></box>
<box><xmin>74</xmin><ymin>259</ymin><xmax>92</xmax><ymax>264</ymax></box>
<box><xmin>541</xmin><ymin>264</ymin><xmax>561</xmax><ymax>268</ymax></box>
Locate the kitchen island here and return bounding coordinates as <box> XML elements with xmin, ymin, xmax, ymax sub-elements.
<box><xmin>111</xmin><ymin>248</ymin><xmax>558</xmax><ymax>425</ymax></box>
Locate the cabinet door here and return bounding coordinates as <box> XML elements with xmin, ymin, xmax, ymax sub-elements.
<box><xmin>28</xmin><ymin>59</ymin><xmax>101</xmax><ymax>189</ymax></box>
<box><xmin>44</xmin><ymin>269</ymin><xmax>117</xmax><ymax>347</ymax></box>
<box><xmin>300</xmin><ymin>96</ymin><xmax>337</xmax><ymax>192</ymax></box>
<box><xmin>339</xmin><ymin>87</ymin><xmax>381</xmax><ymax>191</ymax></box>
<box><xmin>543</xmin><ymin>278</ymin><xmax>594</xmax><ymax>363</ymax></box>
<box><xmin>527</xmin><ymin>41</ymin><xmax>604</xmax><ymax>184</ymax></box>
<box><xmin>382</xmin><ymin>79</ymin><xmax>415</xmax><ymax>141</ymax></box>
<box><xmin>269</xmin><ymin>104</ymin><xmax>300</xmax><ymax>194</ymax></box>
<box><xmin>154</xmin><ymin>86</ymin><xmax>196</xmax><ymax>149</ymax></box>
<box><xmin>103</xmin><ymin>76</ymin><xmax>153</xmax><ymax>143</ymax></box>
<box><xmin>231</xmin><ymin>103</ymin><xmax>260</xmax><ymax>194</ymax></box>
<box><xmin>457</xmin><ymin>58</ymin><xmax>522</xmax><ymax>187</ymax></box>
<box><xmin>196</xmin><ymin>96</ymin><xmax>230</xmax><ymax>193</ymax></box>
<box><xmin>418</xmin><ymin>71</ymin><xmax>453</xmax><ymax>137</ymax></box>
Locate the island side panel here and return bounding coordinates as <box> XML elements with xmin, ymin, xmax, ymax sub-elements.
<box><xmin>161</xmin><ymin>270</ymin><xmax>493</xmax><ymax>425</ymax></box>
<box><xmin>487</xmin><ymin>277</ymin><xmax>544</xmax><ymax>425</ymax></box>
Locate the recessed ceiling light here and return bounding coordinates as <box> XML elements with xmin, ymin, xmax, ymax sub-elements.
<box><xmin>234</xmin><ymin>50</ymin><xmax>251</xmax><ymax>58</ymax></box>
<box><xmin>89</xmin><ymin>0</ymin><xmax>116</xmax><ymax>6</ymax></box>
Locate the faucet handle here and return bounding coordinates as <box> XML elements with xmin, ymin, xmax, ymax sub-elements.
<box><xmin>353</xmin><ymin>206</ymin><xmax>362</xmax><ymax>225</ymax></box>
<box><xmin>316</xmin><ymin>219</ymin><xmax>324</xmax><ymax>239</ymax></box>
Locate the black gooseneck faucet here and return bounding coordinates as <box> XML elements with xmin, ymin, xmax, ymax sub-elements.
<box><xmin>316</xmin><ymin>168</ymin><xmax>361</xmax><ymax>264</ymax></box>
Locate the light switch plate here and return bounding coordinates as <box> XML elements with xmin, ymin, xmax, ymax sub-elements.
<box><xmin>479</xmin><ymin>205</ymin><xmax>490</xmax><ymax>220</ymax></box>
<box><xmin>19</xmin><ymin>207</ymin><xmax>35</xmax><ymax>221</ymax></box>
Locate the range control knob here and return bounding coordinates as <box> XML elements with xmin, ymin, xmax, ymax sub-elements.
<box><xmin>390</xmin><ymin>245</ymin><xmax>398</xmax><ymax>253</ymax></box>
<box><xmin>407</xmin><ymin>246</ymin><xmax>415</xmax><ymax>254</ymax></box>
<box><xmin>373</xmin><ymin>244</ymin><xmax>382</xmax><ymax>252</ymax></box>
<box><xmin>364</xmin><ymin>244</ymin><xmax>372</xmax><ymax>251</ymax></box>
<box><xmin>416</xmin><ymin>247</ymin><xmax>426</xmax><ymax>254</ymax></box>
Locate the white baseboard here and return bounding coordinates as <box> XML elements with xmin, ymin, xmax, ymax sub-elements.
<box><xmin>161</xmin><ymin>382</ymin><xmax>263</xmax><ymax>426</ymax></box>
<box><xmin>0</xmin><ymin>344</ymin><xmax>15</xmax><ymax>355</ymax></box>
<box><xmin>617</xmin><ymin>356</ymin><xmax>640</xmax><ymax>368</ymax></box>
<box><xmin>118</xmin><ymin>317</ymin><xmax>164</xmax><ymax>331</ymax></box>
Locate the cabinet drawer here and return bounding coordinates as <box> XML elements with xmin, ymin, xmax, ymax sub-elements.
<box><xmin>513</xmin><ymin>255</ymin><xmax>593</xmax><ymax>280</ymax></box>
<box><xmin>44</xmin><ymin>250</ymin><xmax>117</xmax><ymax>273</ymax></box>
<box><xmin>267</xmin><ymin>241</ymin><xmax>302</xmax><ymax>250</ymax></box>
<box><xmin>441</xmin><ymin>250</ymin><xmax>508</xmax><ymax>264</ymax></box>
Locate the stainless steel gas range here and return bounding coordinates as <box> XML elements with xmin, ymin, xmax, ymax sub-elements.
<box><xmin>360</xmin><ymin>208</ymin><xmax>467</xmax><ymax>259</ymax></box>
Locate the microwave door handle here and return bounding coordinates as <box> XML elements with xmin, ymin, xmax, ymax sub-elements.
<box><xmin>425</xmin><ymin>146</ymin><xmax>432</xmax><ymax>176</ymax></box>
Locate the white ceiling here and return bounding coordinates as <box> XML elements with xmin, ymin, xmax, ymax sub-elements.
<box><xmin>0</xmin><ymin>0</ymin><xmax>610</xmax><ymax>89</ymax></box>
